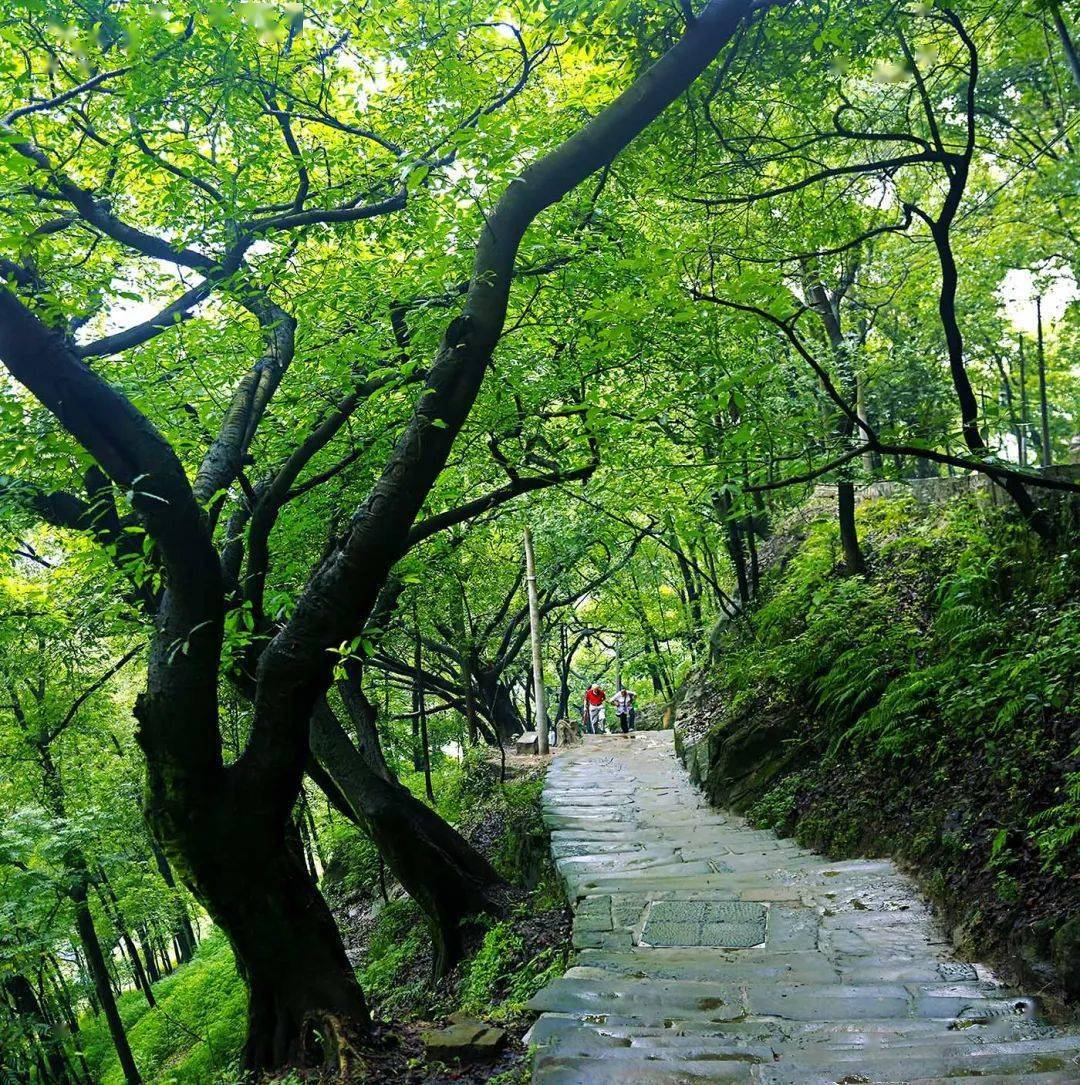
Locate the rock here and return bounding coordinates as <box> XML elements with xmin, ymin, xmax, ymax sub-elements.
<box><xmin>557</xmin><ymin>718</ymin><xmax>578</xmax><ymax>746</ymax></box>
<box><xmin>698</xmin><ymin>711</ymin><xmax>801</xmax><ymax>813</ymax></box>
<box><xmin>516</xmin><ymin>731</ymin><xmax>539</xmax><ymax>754</ymax></box>
<box><xmin>1051</xmin><ymin>913</ymin><xmax>1080</xmax><ymax>1000</ymax></box>
<box><xmin>421</xmin><ymin>1014</ymin><xmax>507</xmax><ymax>1060</ymax></box>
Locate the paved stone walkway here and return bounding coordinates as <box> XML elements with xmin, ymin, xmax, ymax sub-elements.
<box><xmin>526</xmin><ymin>731</ymin><xmax>1080</xmax><ymax>1084</ymax></box>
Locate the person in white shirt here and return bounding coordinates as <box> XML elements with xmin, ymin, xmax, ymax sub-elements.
<box><xmin>612</xmin><ymin>687</ymin><xmax>635</xmax><ymax>734</ymax></box>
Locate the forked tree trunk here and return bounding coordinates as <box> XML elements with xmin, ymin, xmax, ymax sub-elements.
<box><xmin>0</xmin><ymin>3</ymin><xmax>764</xmax><ymax>1077</ymax></box>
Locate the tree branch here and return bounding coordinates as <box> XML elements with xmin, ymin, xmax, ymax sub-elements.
<box><xmin>44</xmin><ymin>645</ymin><xmax>141</xmax><ymax>745</ymax></box>
<box><xmin>406</xmin><ymin>459</ymin><xmax>597</xmax><ymax>549</ymax></box>
<box><xmin>237</xmin><ymin>0</ymin><xmax>762</xmax><ymax>810</ymax></box>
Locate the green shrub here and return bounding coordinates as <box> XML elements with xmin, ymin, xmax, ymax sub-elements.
<box><xmin>747</xmin><ymin>771</ymin><xmax>808</xmax><ymax>832</ymax></box>
<box><xmin>354</xmin><ymin>897</ymin><xmax>431</xmax><ymax>1015</ymax></box>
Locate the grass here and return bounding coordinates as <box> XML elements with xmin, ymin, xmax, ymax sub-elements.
<box><xmin>80</xmin><ymin>929</ymin><xmax>246</xmax><ymax>1085</ymax></box>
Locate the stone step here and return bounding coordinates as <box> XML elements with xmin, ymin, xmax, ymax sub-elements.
<box><xmin>753</xmin><ymin>1048</ymin><xmax>1080</xmax><ymax>1083</ymax></box>
<box><xmin>533</xmin><ymin>1052</ymin><xmax>757</xmax><ymax>1083</ymax></box>
<box><xmin>531</xmin><ymin>976</ymin><xmax>1028</xmax><ymax>1024</ymax></box>
<box><xmin>526</xmin><ymin>1012</ymin><xmax>1042</xmax><ymax>1049</ymax></box>
<box><xmin>534</xmin><ymin>1040</ymin><xmax>1080</xmax><ymax>1085</ymax></box>
<box><xmin>528</xmin><ymin>1026</ymin><xmax>1080</xmax><ymax>1067</ymax></box>
<box><xmin>565</xmin><ymin>949</ymin><xmax>842</xmax><ymax>984</ymax></box>
<box><xmin>530</xmin><ymin>734</ymin><xmax>1080</xmax><ymax>1084</ymax></box>
<box><xmin>905</xmin><ymin>1076</ymin><xmax>1080</xmax><ymax>1085</ymax></box>
<box><xmin>570</xmin><ymin>947</ymin><xmax>990</xmax><ymax>987</ymax></box>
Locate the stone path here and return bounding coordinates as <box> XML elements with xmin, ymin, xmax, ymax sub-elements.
<box><xmin>526</xmin><ymin>731</ymin><xmax>1080</xmax><ymax>1084</ymax></box>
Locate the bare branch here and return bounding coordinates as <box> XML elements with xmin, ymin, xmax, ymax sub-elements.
<box><xmin>744</xmin><ymin>444</ymin><xmax>872</xmax><ymax>491</ymax></box>
<box><xmin>686</xmin><ymin>152</ymin><xmax>945</xmax><ymax>207</ymax></box>
<box><xmin>406</xmin><ymin>458</ymin><xmax>597</xmax><ymax>549</ymax></box>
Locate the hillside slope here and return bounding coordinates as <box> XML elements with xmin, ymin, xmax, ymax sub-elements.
<box><xmin>677</xmin><ymin>493</ymin><xmax>1080</xmax><ymax>1011</ymax></box>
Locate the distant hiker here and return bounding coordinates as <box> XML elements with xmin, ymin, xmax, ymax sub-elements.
<box><xmin>583</xmin><ymin>683</ymin><xmax>606</xmax><ymax>733</ymax></box>
<box><xmin>612</xmin><ymin>686</ymin><xmax>636</xmax><ymax>734</ymax></box>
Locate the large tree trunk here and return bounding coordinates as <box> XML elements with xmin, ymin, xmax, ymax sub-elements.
<box><xmin>309</xmin><ymin>702</ymin><xmax>508</xmax><ymax>975</ymax></box>
<box><xmin>233</xmin><ymin>845</ymin><xmax>366</xmax><ymax>1074</ymax></box>
<box><xmin>149</xmin><ymin>791</ymin><xmax>369</xmax><ymax>1075</ymax></box>
<box><xmin>136</xmin><ymin>689</ymin><xmax>369</xmax><ymax>1079</ymax></box>
<box><xmin>476</xmin><ymin>667</ymin><xmax>525</xmax><ymax>742</ymax></box>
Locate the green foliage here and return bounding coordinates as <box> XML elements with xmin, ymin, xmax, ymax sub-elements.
<box><xmin>357</xmin><ymin>899</ymin><xmax>431</xmax><ymax>1013</ymax></box>
<box><xmin>80</xmin><ymin>930</ymin><xmax>246</xmax><ymax>1085</ymax></box>
<box><xmin>320</xmin><ymin>819</ymin><xmax>383</xmax><ymax>902</ymax></box>
<box><xmin>1032</xmin><ymin>772</ymin><xmax>1080</xmax><ymax>876</ymax></box>
<box><xmin>746</xmin><ymin>770</ymin><xmax>810</xmax><ymax>834</ymax></box>
<box><xmin>458</xmin><ymin>916</ymin><xmax>566</xmax><ymax>1020</ymax></box>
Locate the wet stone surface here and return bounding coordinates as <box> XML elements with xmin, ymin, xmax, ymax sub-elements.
<box><xmin>527</xmin><ymin>731</ymin><xmax>1080</xmax><ymax>1083</ymax></box>
<box><xmin>640</xmin><ymin>900</ymin><xmax>767</xmax><ymax>948</ymax></box>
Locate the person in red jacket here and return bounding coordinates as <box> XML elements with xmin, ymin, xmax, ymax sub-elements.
<box><xmin>583</xmin><ymin>683</ymin><xmax>606</xmax><ymax>734</ymax></box>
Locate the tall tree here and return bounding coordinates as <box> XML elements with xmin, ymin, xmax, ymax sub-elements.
<box><xmin>0</xmin><ymin>0</ymin><xmax>766</xmax><ymax>1072</ymax></box>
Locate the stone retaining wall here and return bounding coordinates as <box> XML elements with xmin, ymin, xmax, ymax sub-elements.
<box><xmin>815</xmin><ymin>462</ymin><xmax>1080</xmax><ymax>507</ymax></box>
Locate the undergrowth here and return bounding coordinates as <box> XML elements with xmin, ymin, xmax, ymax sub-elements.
<box><xmin>80</xmin><ymin>929</ymin><xmax>246</xmax><ymax>1085</ymax></box>
<box><xmin>352</xmin><ymin>759</ymin><xmax>569</xmax><ymax>1022</ymax></box>
<box><xmin>85</xmin><ymin>752</ymin><xmax>568</xmax><ymax>1083</ymax></box>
